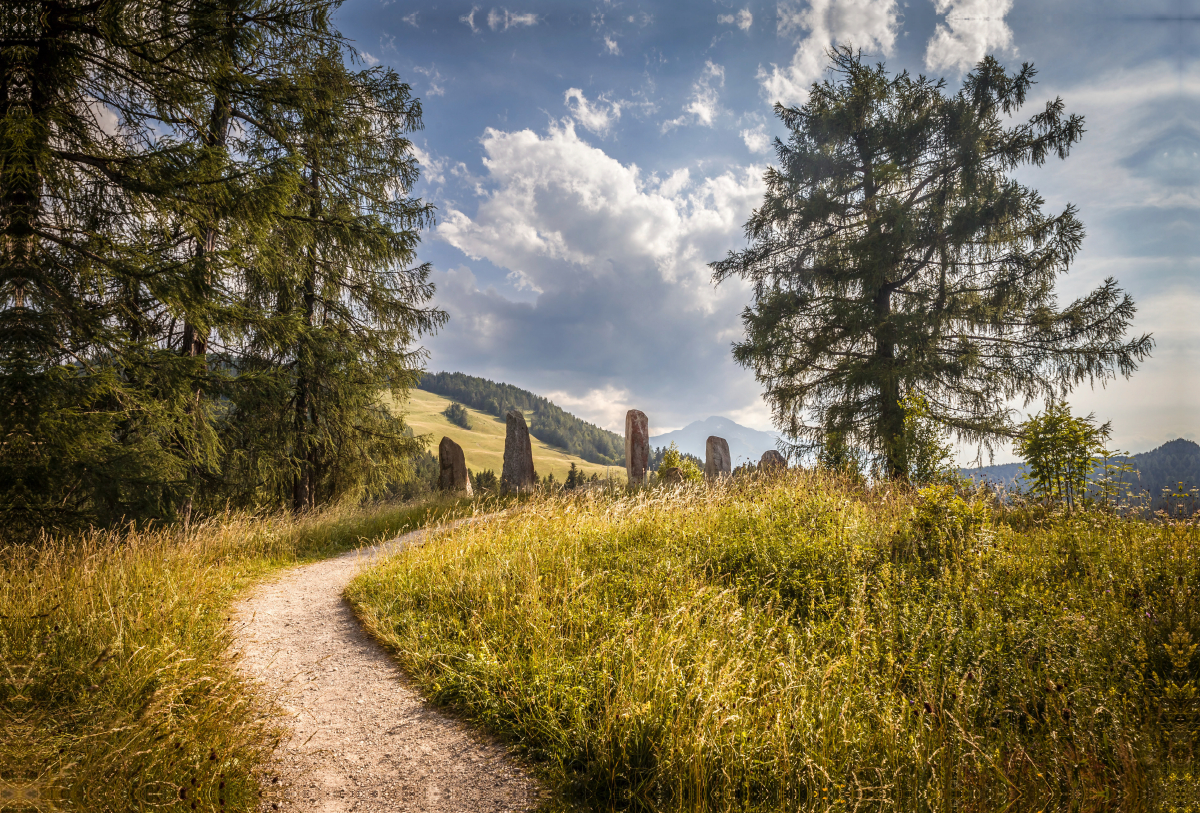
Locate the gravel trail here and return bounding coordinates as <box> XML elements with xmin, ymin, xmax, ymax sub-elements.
<box><xmin>230</xmin><ymin>524</ymin><xmax>536</xmax><ymax>812</ymax></box>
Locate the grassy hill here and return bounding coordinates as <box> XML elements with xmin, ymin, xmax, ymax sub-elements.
<box><xmin>398</xmin><ymin>389</ymin><xmax>624</xmax><ymax>483</ymax></box>
<box><xmin>348</xmin><ymin>474</ymin><xmax>1194</xmax><ymax>810</ymax></box>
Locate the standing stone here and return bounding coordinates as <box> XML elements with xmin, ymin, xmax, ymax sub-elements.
<box><xmin>501</xmin><ymin>410</ymin><xmax>536</xmax><ymax>493</ymax></box>
<box><xmin>657</xmin><ymin>466</ymin><xmax>684</xmax><ymax>485</ymax></box>
<box><xmin>760</xmin><ymin>449</ymin><xmax>787</xmax><ymax>472</ymax></box>
<box><xmin>705</xmin><ymin>436</ymin><xmax>731</xmax><ymax>480</ymax></box>
<box><xmin>438</xmin><ymin>436</ymin><xmax>473</xmax><ymax>495</ymax></box>
<box><xmin>625</xmin><ymin>410</ymin><xmax>650</xmax><ymax>484</ymax></box>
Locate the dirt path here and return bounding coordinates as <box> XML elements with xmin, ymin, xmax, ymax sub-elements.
<box><xmin>230</xmin><ymin>525</ymin><xmax>536</xmax><ymax>812</ymax></box>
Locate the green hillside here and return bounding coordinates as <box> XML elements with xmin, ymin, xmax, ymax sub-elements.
<box><xmin>398</xmin><ymin>389</ymin><xmax>625</xmax><ymax>484</ymax></box>
<box><xmin>417</xmin><ymin>372</ymin><xmax>625</xmax><ymax>466</ymax></box>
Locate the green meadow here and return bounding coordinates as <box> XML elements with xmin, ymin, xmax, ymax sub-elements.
<box><xmin>347</xmin><ymin>471</ymin><xmax>1198</xmax><ymax>812</ymax></box>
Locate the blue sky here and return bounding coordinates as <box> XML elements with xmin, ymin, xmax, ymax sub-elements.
<box><xmin>335</xmin><ymin>0</ymin><xmax>1198</xmax><ymax>460</ymax></box>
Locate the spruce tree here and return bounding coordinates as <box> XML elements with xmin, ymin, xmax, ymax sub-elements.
<box><xmin>712</xmin><ymin>49</ymin><xmax>1152</xmax><ymax>477</ymax></box>
<box><xmin>216</xmin><ymin>51</ymin><xmax>445</xmax><ymax>511</ymax></box>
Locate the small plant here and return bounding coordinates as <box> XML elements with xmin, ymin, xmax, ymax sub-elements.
<box><xmin>899</xmin><ymin>389</ymin><xmax>956</xmax><ymax>485</ymax></box>
<box><xmin>443</xmin><ymin>402</ymin><xmax>472</xmax><ymax>430</ymax></box>
<box><xmin>565</xmin><ymin>463</ymin><xmax>584</xmax><ymax>489</ymax></box>
<box><xmin>656</xmin><ymin>442</ymin><xmax>702</xmax><ymax>483</ymax></box>
<box><xmin>1015</xmin><ymin>401</ymin><xmax>1110</xmax><ymax>511</ymax></box>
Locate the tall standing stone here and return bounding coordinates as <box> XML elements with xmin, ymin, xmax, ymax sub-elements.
<box><xmin>705</xmin><ymin>436</ymin><xmax>731</xmax><ymax>479</ymax></box>
<box><xmin>760</xmin><ymin>449</ymin><xmax>787</xmax><ymax>472</ymax></box>
<box><xmin>625</xmin><ymin>410</ymin><xmax>649</xmax><ymax>484</ymax></box>
<box><xmin>438</xmin><ymin>436</ymin><xmax>473</xmax><ymax>495</ymax></box>
<box><xmin>501</xmin><ymin>410</ymin><xmax>536</xmax><ymax>493</ymax></box>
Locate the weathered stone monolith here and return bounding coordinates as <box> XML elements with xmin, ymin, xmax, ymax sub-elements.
<box><xmin>501</xmin><ymin>410</ymin><xmax>536</xmax><ymax>493</ymax></box>
<box><xmin>625</xmin><ymin>410</ymin><xmax>649</xmax><ymax>484</ymax></box>
<box><xmin>705</xmin><ymin>436</ymin><xmax>731</xmax><ymax>479</ymax></box>
<box><xmin>657</xmin><ymin>466</ymin><xmax>684</xmax><ymax>485</ymax></box>
<box><xmin>438</xmin><ymin>436</ymin><xmax>473</xmax><ymax>495</ymax></box>
<box><xmin>760</xmin><ymin>449</ymin><xmax>787</xmax><ymax>472</ymax></box>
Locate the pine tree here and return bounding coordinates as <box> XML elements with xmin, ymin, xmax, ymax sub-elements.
<box><xmin>0</xmin><ymin>0</ymin><xmax>301</xmax><ymax>530</ymax></box>
<box><xmin>713</xmin><ymin>49</ymin><xmax>1152</xmax><ymax>478</ymax></box>
<box><xmin>217</xmin><ymin>51</ymin><xmax>445</xmax><ymax>511</ymax></box>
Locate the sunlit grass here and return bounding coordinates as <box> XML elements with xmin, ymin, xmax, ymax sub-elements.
<box><xmin>347</xmin><ymin>471</ymin><xmax>1198</xmax><ymax>812</ymax></box>
<box><xmin>1</xmin><ymin>497</ymin><xmax>469</xmax><ymax>813</ymax></box>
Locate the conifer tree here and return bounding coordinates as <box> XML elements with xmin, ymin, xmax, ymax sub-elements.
<box><xmin>217</xmin><ymin>51</ymin><xmax>445</xmax><ymax>511</ymax></box>
<box><xmin>713</xmin><ymin>49</ymin><xmax>1152</xmax><ymax>477</ymax></box>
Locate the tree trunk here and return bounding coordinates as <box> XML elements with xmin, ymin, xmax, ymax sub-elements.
<box><xmin>292</xmin><ymin>160</ymin><xmax>321</xmax><ymax>513</ymax></box>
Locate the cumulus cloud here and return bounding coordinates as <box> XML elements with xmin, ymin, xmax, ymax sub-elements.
<box><xmin>401</xmin><ymin>11</ymin><xmax>418</xmax><ymax>26</ymax></box>
<box><xmin>757</xmin><ymin>0</ymin><xmax>899</xmax><ymax>106</ymax></box>
<box><xmin>603</xmin><ymin>36</ymin><xmax>621</xmax><ymax>55</ymax></box>
<box><xmin>460</xmin><ymin>6</ymin><xmax>481</xmax><ymax>31</ymax></box>
<box><xmin>924</xmin><ymin>0</ymin><xmax>1015</xmax><ymax>74</ymax></box>
<box><xmin>564</xmin><ymin>88</ymin><xmax>623</xmax><ymax>136</ymax></box>
<box><xmin>741</xmin><ymin>124</ymin><xmax>772</xmax><ymax>153</ymax></box>
<box><xmin>429</xmin><ymin>122</ymin><xmax>769</xmax><ymax>430</ymax></box>
<box><xmin>718</xmin><ymin>9</ymin><xmax>753</xmax><ymax>30</ymax></box>
<box><xmin>662</xmin><ymin>61</ymin><xmax>725</xmax><ymax>132</ymax></box>
<box><xmin>359</xmin><ymin>50</ymin><xmax>380</xmax><ymax>66</ymax></box>
<box><xmin>543</xmin><ymin>385</ymin><xmax>635</xmax><ymax>433</ymax></box>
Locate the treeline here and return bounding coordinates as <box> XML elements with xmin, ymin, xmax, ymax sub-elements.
<box><xmin>1</xmin><ymin>0</ymin><xmax>442</xmax><ymax>538</ymax></box>
<box><xmin>963</xmin><ymin>438</ymin><xmax>1200</xmax><ymax>514</ymax></box>
<box><xmin>417</xmin><ymin>373</ymin><xmax>624</xmax><ymax>466</ymax></box>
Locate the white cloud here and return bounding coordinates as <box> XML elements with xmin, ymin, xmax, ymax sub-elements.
<box><xmin>401</xmin><ymin>11</ymin><xmax>418</xmax><ymax>26</ymax></box>
<box><xmin>411</xmin><ymin>143</ymin><xmax>448</xmax><ymax>186</ymax></box>
<box><xmin>542</xmin><ymin>385</ymin><xmax>634</xmax><ymax>433</ymax></box>
<box><xmin>924</xmin><ymin>0</ymin><xmax>1015</xmax><ymax>73</ymax></box>
<box><xmin>359</xmin><ymin>50</ymin><xmax>380</xmax><ymax>66</ymax></box>
<box><xmin>740</xmin><ymin>124</ymin><xmax>772</xmax><ymax>153</ymax></box>
<box><xmin>662</xmin><ymin>60</ymin><xmax>725</xmax><ymax>132</ymax></box>
<box><xmin>414</xmin><ymin>64</ymin><xmax>446</xmax><ymax>97</ymax></box>
<box><xmin>718</xmin><ymin>9</ymin><xmax>753</xmax><ymax>30</ymax></box>
<box><xmin>757</xmin><ymin>0</ymin><xmax>899</xmax><ymax>106</ymax></box>
<box><xmin>564</xmin><ymin>88</ymin><xmax>623</xmax><ymax>136</ymax></box>
<box><xmin>488</xmin><ymin>8</ymin><xmax>540</xmax><ymax>31</ymax></box>
<box><xmin>604</xmin><ymin>36</ymin><xmax>621</xmax><ymax>55</ymax></box>
<box><xmin>429</xmin><ymin>122</ymin><xmax>770</xmax><ymax>430</ymax></box>
<box><xmin>460</xmin><ymin>6</ymin><xmax>481</xmax><ymax>31</ymax></box>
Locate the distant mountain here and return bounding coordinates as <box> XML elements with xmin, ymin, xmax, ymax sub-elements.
<box><xmin>650</xmin><ymin>417</ymin><xmax>781</xmax><ymax>466</ymax></box>
<box><xmin>960</xmin><ymin>438</ymin><xmax>1200</xmax><ymax>510</ymax></box>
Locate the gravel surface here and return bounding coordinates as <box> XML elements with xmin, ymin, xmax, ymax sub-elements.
<box><xmin>230</xmin><ymin>525</ymin><xmax>537</xmax><ymax>812</ymax></box>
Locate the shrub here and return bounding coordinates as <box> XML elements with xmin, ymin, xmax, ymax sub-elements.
<box><xmin>443</xmin><ymin>402</ymin><xmax>472</xmax><ymax>429</ymax></box>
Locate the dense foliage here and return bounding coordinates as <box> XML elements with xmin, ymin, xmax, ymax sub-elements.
<box><xmin>349</xmin><ymin>473</ymin><xmax>1197</xmax><ymax>811</ymax></box>
<box><xmin>418</xmin><ymin>371</ymin><xmax>624</xmax><ymax>465</ymax></box>
<box><xmin>442</xmin><ymin>402</ymin><xmax>472</xmax><ymax>429</ymax></box>
<box><xmin>0</xmin><ymin>0</ymin><xmax>442</xmax><ymax>535</ymax></box>
<box><xmin>713</xmin><ymin>49</ymin><xmax>1151</xmax><ymax>478</ymax></box>
<box><xmin>1015</xmin><ymin>401</ymin><xmax>1111</xmax><ymax>510</ymax></box>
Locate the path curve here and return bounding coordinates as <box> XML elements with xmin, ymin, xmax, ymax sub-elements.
<box><xmin>230</xmin><ymin>523</ymin><xmax>535</xmax><ymax>812</ymax></box>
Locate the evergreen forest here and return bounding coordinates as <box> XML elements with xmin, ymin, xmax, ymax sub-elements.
<box><xmin>417</xmin><ymin>372</ymin><xmax>625</xmax><ymax>466</ymax></box>
<box><xmin>0</xmin><ymin>0</ymin><xmax>443</xmax><ymax>537</ymax></box>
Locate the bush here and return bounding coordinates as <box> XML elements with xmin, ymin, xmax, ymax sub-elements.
<box><xmin>443</xmin><ymin>402</ymin><xmax>472</xmax><ymax>429</ymax></box>
<box><xmin>654</xmin><ymin>442</ymin><xmax>702</xmax><ymax>483</ymax></box>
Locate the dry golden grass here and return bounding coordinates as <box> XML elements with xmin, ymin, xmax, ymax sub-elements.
<box><xmin>348</xmin><ymin>471</ymin><xmax>1199</xmax><ymax>812</ymax></box>
<box><xmin>1</xmin><ymin>498</ymin><xmax>467</xmax><ymax>813</ymax></box>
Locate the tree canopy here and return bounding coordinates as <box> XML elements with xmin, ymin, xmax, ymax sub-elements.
<box><xmin>0</xmin><ymin>0</ymin><xmax>443</xmax><ymax>535</ymax></box>
<box><xmin>712</xmin><ymin>48</ymin><xmax>1152</xmax><ymax>477</ymax></box>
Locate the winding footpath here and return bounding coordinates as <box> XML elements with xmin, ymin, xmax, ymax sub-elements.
<box><xmin>230</xmin><ymin>525</ymin><xmax>536</xmax><ymax>812</ymax></box>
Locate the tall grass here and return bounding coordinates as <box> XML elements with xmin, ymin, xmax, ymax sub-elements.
<box><xmin>1</xmin><ymin>498</ymin><xmax>467</xmax><ymax>813</ymax></box>
<box><xmin>347</xmin><ymin>471</ymin><xmax>1200</xmax><ymax>812</ymax></box>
